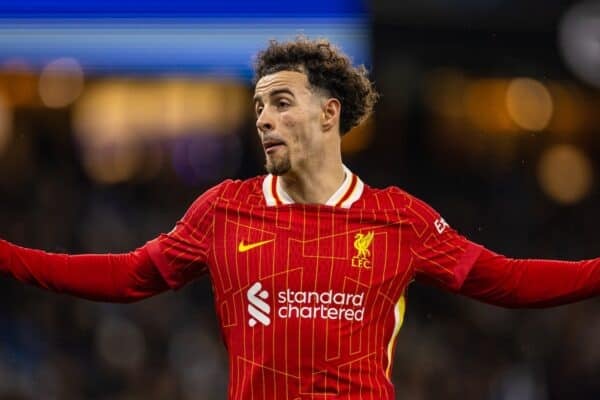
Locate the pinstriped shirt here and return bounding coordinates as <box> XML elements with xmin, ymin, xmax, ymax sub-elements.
<box><xmin>147</xmin><ymin>168</ymin><xmax>482</xmax><ymax>399</ymax></box>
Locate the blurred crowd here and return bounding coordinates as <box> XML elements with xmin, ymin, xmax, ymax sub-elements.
<box><xmin>2</xmin><ymin>5</ymin><xmax>600</xmax><ymax>397</ymax></box>
<box><xmin>0</xmin><ymin>78</ymin><xmax>599</xmax><ymax>399</ymax></box>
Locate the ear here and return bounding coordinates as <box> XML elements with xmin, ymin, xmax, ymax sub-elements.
<box><xmin>321</xmin><ymin>97</ymin><xmax>341</xmax><ymax>133</ymax></box>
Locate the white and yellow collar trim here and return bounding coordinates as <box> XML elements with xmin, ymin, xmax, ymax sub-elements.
<box><xmin>262</xmin><ymin>165</ymin><xmax>364</xmax><ymax>208</ymax></box>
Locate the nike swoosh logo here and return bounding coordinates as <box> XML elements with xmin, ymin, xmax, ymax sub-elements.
<box><xmin>238</xmin><ymin>239</ymin><xmax>275</xmax><ymax>253</ymax></box>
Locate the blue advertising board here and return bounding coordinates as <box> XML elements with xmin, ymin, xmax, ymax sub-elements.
<box><xmin>0</xmin><ymin>0</ymin><xmax>367</xmax><ymax>17</ymax></box>
<box><xmin>0</xmin><ymin>0</ymin><xmax>370</xmax><ymax>76</ymax></box>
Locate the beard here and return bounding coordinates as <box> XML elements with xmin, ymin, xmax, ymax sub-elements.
<box><xmin>265</xmin><ymin>153</ymin><xmax>291</xmax><ymax>176</ymax></box>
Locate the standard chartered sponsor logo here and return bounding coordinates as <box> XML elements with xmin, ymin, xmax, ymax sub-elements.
<box><xmin>277</xmin><ymin>289</ymin><xmax>365</xmax><ymax>321</ymax></box>
<box><xmin>246</xmin><ymin>282</ymin><xmax>365</xmax><ymax>327</ymax></box>
<box><xmin>247</xmin><ymin>282</ymin><xmax>271</xmax><ymax>327</ymax></box>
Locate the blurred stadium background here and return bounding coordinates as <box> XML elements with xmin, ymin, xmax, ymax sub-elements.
<box><xmin>0</xmin><ymin>0</ymin><xmax>599</xmax><ymax>398</ymax></box>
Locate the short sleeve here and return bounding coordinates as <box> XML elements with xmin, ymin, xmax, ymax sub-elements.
<box><xmin>408</xmin><ymin>196</ymin><xmax>482</xmax><ymax>292</ymax></box>
<box><xmin>145</xmin><ymin>181</ymin><xmax>229</xmax><ymax>289</ymax></box>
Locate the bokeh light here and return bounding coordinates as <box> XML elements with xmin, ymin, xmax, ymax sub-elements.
<box><xmin>81</xmin><ymin>144</ymin><xmax>143</xmax><ymax>185</ymax></box>
<box><xmin>424</xmin><ymin>68</ymin><xmax>467</xmax><ymax>119</ymax></box>
<box><xmin>0</xmin><ymin>59</ymin><xmax>38</xmax><ymax>107</ymax></box>
<box><xmin>425</xmin><ymin>73</ymin><xmax>589</xmax><ymax>140</ymax></box>
<box><xmin>75</xmin><ymin>80</ymin><xmax>247</xmax><ymax>144</ymax></box>
<box><xmin>537</xmin><ymin>144</ymin><xmax>593</xmax><ymax>204</ymax></box>
<box><xmin>559</xmin><ymin>1</ymin><xmax>600</xmax><ymax>89</ymax></box>
<box><xmin>73</xmin><ymin>81</ymin><xmax>132</xmax><ymax>147</ymax></box>
<box><xmin>505</xmin><ymin>78</ymin><xmax>553</xmax><ymax>131</ymax></box>
<box><xmin>38</xmin><ymin>58</ymin><xmax>84</xmax><ymax>108</ymax></box>
<box><xmin>73</xmin><ymin>79</ymin><xmax>247</xmax><ymax>184</ymax></box>
<box><xmin>464</xmin><ymin>79</ymin><xmax>516</xmax><ymax>134</ymax></box>
<box><xmin>546</xmin><ymin>83</ymin><xmax>586</xmax><ymax>136</ymax></box>
<box><xmin>341</xmin><ymin>116</ymin><xmax>375</xmax><ymax>154</ymax></box>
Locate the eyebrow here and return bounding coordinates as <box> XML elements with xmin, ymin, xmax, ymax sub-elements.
<box><xmin>253</xmin><ymin>88</ymin><xmax>295</xmax><ymax>104</ymax></box>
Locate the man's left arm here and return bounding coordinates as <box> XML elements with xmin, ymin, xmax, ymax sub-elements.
<box><xmin>458</xmin><ymin>247</ymin><xmax>600</xmax><ymax>308</ymax></box>
<box><xmin>407</xmin><ymin>194</ymin><xmax>600</xmax><ymax>307</ymax></box>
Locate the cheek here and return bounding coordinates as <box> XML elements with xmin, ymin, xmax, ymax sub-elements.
<box><xmin>281</xmin><ymin>114</ymin><xmax>296</xmax><ymax>128</ymax></box>
<box><xmin>281</xmin><ymin>114</ymin><xmax>300</xmax><ymax>142</ymax></box>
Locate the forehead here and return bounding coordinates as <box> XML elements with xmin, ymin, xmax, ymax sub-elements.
<box><xmin>254</xmin><ymin>70</ymin><xmax>311</xmax><ymax>100</ymax></box>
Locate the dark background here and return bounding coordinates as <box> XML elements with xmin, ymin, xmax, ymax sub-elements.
<box><xmin>1</xmin><ymin>1</ymin><xmax>600</xmax><ymax>399</ymax></box>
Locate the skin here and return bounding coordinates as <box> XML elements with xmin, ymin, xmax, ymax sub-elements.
<box><xmin>253</xmin><ymin>70</ymin><xmax>345</xmax><ymax>204</ymax></box>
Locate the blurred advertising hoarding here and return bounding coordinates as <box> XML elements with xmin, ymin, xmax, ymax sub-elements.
<box><xmin>0</xmin><ymin>0</ymin><xmax>371</xmax><ymax>77</ymax></box>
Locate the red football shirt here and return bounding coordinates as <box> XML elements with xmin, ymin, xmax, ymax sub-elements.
<box><xmin>146</xmin><ymin>167</ymin><xmax>482</xmax><ymax>399</ymax></box>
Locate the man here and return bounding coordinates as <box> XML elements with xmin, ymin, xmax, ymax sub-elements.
<box><xmin>1</xmin><ymin>38</ymin><xmax>599</xmax><ymax>399</ymax></box>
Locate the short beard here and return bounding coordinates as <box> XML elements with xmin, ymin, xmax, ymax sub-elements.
<box><xmin>265</xmin><ymin>157</ymin><xmax>291</xmax><ymax>176</ymax></box>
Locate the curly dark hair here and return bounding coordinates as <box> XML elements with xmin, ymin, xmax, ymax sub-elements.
<box><xmin>253</xmin><ymin>37</ymin><xmax>379</xmax><ymax>135</ymax></box>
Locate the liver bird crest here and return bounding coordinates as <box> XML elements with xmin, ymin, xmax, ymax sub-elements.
<box><xmin>354</xmin><ymin>232</ymin><xmax>374</xmax><ymax>259</ymax></box>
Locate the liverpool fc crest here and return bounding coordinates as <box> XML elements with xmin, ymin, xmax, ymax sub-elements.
<box><xmin>352</xmin><ymin>231</ymin><xmax>374</xmax><ymax>268</ymax></box>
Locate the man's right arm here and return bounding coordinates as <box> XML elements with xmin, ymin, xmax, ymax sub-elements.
<box><xmin>0</xmin><ymin>180</ymin><xmax>230</xmax><ymax>303</ymax></box>
<box><xmin>0</xmin><ymin>239</ymin><xmax>168</xmax><ymax>303</ymax></box>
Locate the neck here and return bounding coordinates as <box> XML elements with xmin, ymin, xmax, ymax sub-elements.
<box><xmin>279</xmin><ymin>158</ymin><xmax>346</xmax><ymax>204</ymax></box>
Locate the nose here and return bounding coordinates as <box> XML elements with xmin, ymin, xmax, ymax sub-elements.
<box><xmin>256</xmin><ymin>107</ymin><xmax>274</xmax><ymax>133</ymax></box>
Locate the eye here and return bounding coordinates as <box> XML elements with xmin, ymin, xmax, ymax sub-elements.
<box><xmin>255</xmin><ymin>105</ymin><xmax>263</xmax><ymax>116</ymax></box>
<box><xmin>277</xmin><ymin>99</ymin><xmax>290</xmax><ymax>109</ymax></box>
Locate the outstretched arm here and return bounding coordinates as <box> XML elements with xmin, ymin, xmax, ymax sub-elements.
<box><xmin>458</xmin><ymin>247</ymin><xmax>600</xmax><ymax>308</ymax></box>
<box><xmin>0</xmin><ymin>239</ymin><xmax>168</xmax><ymax>303</ymax></box>
<box><xmin>0</xmin><ymin>182</ymin><xmax>229</xmax><ymax>302</ymax></box>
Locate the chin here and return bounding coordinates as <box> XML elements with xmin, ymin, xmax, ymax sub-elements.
<box><xmin>265</xmin><ymin>158</ymin><xmax>291</xmax><ymax>176</ymax></box>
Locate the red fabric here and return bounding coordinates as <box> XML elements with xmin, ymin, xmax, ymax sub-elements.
<box><xmin>146</xmin><ymin>180</ymin><xmax>229</xmax><ymax>289</ymax></box>
<box><xmin>459</xmin><ymin>247</ymin><xmax>600</xmax><ymax>308</ymax></box>
<box><xmin>148</xmin><ymin>179</ymin><xmax>483</xmax><ymax>399</ymax></box>
<box><xmin>409</xmin><ymin>195</ymin><xmax>483</xmax><ymax>291</ymax></box>
<box><xmin>0</xmin><ymin>239</ymin><xmax>167</xmax><ymax>302</ymax></box>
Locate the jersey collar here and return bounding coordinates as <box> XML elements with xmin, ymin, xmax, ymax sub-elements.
<box><xmin>262</xmin><ymin>165</ymin><xmax>364</xmax><ymax>208</ymax></box>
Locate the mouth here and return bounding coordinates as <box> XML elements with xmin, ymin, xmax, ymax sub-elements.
<box><xmin>263</xmin><ymin>139</ymin><xmax>286</xmax><ymax>154</ymax></box>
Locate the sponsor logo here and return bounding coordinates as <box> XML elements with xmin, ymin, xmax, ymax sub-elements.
<box><xmin>277</xmin><ymin>289</ymin><xmax>365</xmax><ymax>321</ymax></box>
<box><xmin>238</xmin><ymin>239</ymin><xmax>275</xmax><ymax>253</ymax></box>
<box><xmin>246</xmin><ymin>281</ymin><xmax>365</xmax><ymax>327</ymax></box>
<box><xmin>247</xmin><ymin>282</ymin><xmax>271</xmax><ymax>327</ymax></box>
<box><xmin>352</xmin><ymin>231</ymin><xmax>374</xmax><ymax>268</ymax></box>
<box><xmin>434</xmin><ymin>218</ymin><xmax>450</xmax><ymax>234</ymax></box>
